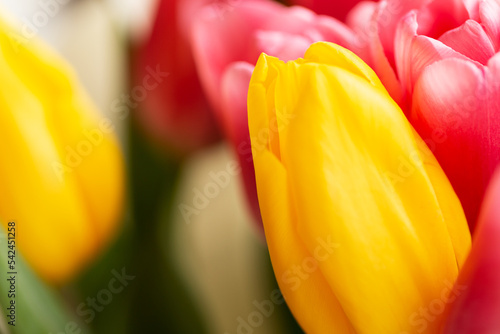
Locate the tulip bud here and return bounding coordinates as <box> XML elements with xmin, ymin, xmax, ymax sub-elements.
<box><xmin>248</xmin><ymin>42</ymin><xmax>471</xmax><ymax>333</ymax></box>
<box><xmin>0</xmin><ymin>14</ymin><xmax>124</xmax><ymax>284</ymax></box>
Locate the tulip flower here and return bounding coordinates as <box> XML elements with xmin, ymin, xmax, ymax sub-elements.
<box><xmin>288</xmin><ymin>0</ymin><xmax>364</xmax><ymax>21</ymax></box>
<box><xmin>0</xmin><ymin>15</ymin><xmax>124</xmax><ymax>284</ymax></box>
<box><xmin>190</xmin><ymin>0</ymin><xmax>357</xmax><ymax>223</ymax></box>
<box><xmin>443</xmin><ymin>168</ymin><xmax>500</xmax><ymax>333</ymax></box>
<box><xmin>134</xmin><ymin>0</ymin><xmax>219</xmax><ymax>154</ymax></box>
<box><xmin>346</xmin><ymin>0</ymin><xmax>500</xmax><ymax>230</ymax></box>
<box><xmin>248</xmin><ymin>42</ymin><xmax>471</xmax><ymax>333</ymax></box>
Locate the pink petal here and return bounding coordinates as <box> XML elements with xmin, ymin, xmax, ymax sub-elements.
<box><xmin>375</xmin><ymin>0</ymin><xmax>427</xmax><ymax>63</ymax></box>
<box><xmin>416</xmin><ymin>0</ymin><xmax>469</xmax><ymax>39</ymax></box>
<box><xmin>411</xmin><ymin>57</ymin><xmax>500</xmax><ymax>230</ymax></box>
<box><xmin>254</xmin><ymin>30</ymin><xmax>313</xmax><ymax>62</ymax></box>
<box><xmin>357</xmin><ymin>0</ymin><xmax>434</xmax><ymax>106</ymax></box>
<box><xmin>439</xmin><ymin>20</ymin><xmax>496</xmax><ymax>65</ymax></box>
<box><xmin>220</xmin><ymin>62</ymin><xmax>262</xmax><ymax>226</ymax></box>
<box><xmin>314</xmin><ymin>15</ymin><xmax>358</xmax><ymax>51</ymax></box>
<box><xmin>370</xmin><ymin>29</ymin><xmax>404</xmax><ymax>105</ymax></box>
<box><xmin>443</xmin><ymin>169</ymin><xmax>500</xmax><ymax>333</ymax></box>
<box><xmin>134</xmin><ymin>0</ymin><xmax>219</xmax><ymax>153</ymax></box>
<box><xmin>346</xmin><ymin>1</ymin><xmax>378</xmax><ymax>62</ymax></box>
<box><xmin>190</xmin><ymin>1</ymin><xmax>356</xmax><ymax>122</ymax></box>
<box><xmin>395</xmin><ymin>12</ymin><xmax>476</xmax><ymax>97</ymax></box>
<box><xmin>463</xmin><ymin>0</ymin><xmax>483</xmax><ymax>20</ymax></box>
<box><xmin>190</xmin><ymin>1</ymin><xmax>271</xmax><ymax>117</ymax></box>
<box><xmin>479</xmin><ymin>0</ymin><xmax>500</xmax><ymax>51</ymax></box>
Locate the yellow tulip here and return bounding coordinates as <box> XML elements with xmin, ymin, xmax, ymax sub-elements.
<box><xmin>248</xmin><ymin>42</ymin><xmax>471</xmax><ymax>333</ymax></box>
<box><xmin>0</xmin><ymin>14</ymin><xmax>124</xmax><ymax>284</ymax></box>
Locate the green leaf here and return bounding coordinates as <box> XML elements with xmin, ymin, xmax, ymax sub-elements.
<box><xmin>0</xmin><ymin>225</ymin><xmax>90</xmax><ymax>334</ymax></box>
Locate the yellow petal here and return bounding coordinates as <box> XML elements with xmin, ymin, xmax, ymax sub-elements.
<box><xmin>248</xmin><ymin>42</ymin><xmax>471</xmax><ymax>333</ymax></box>
<box><xmin>0</xmin><ymin>14</ymin><xmax>124</xmax><ymax>283</ymax></box>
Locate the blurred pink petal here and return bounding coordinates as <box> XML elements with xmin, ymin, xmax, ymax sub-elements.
<box><xmin>134</xmin><ymin>0</ymin><xmax>219</xmax><ymax>154</ymax></box>
<box><xmin>190</xmin><ymin>1</ymin><xmax>356</xmax><ymax>120</ymax></box>
<box><xmin>443</xmin><ymin>169</ymin><xmax>500</xmax><ymax>333</ymax></box>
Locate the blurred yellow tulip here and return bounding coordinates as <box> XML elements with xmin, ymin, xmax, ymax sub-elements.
<box><xmin>0</xmin><ymin>14</ymin><xmax>124</xmax><ymax>284</ymax></box>
<box><xmin>248</xmin><ymin>42</ymin><xmax>471</xmax><ymax>333</ymax></box>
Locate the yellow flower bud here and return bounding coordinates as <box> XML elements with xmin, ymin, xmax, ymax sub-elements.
<box><xmin>0</xmin><ymin>14</ymin><xmax>124</xmax><ymax>284</ymax></box>
<box><xmin>248</xmin><ymin>42</ymin><xmax>471</xmax><ymax>333</ymax></box>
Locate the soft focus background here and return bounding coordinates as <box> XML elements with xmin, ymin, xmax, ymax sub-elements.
<box><xmin>0</xmin><ymin>0</ymin><xmax>301</xmax><ymax>333</ymax></box>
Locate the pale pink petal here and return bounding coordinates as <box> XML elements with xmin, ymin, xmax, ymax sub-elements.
<box><xmin>479</xmin><ymin>0</ymin><xmax>500</xmax><ymax>51</ymax></box>
<box><xmin>255</xmin><ymin>6</ymin><xmax>357</xmax><ymax>49</ymax></box>
<box><xmin>488</xmin><ymin>48</ymin><xmax>500</xmax><ymax>71</ymax></box>
<box><xmin>220</xmin><ymin>62</ymin><xmax>262</xmax><ymax>225</ymax></box>
<box><xmin>376</xmin><ymin>0</ymin><xmax>427</xmax><ymax>63</ymax></box>
<box><xmin>357</xmin><ymin>1</ymin><xmax>407</xmax><ymax>105</ymax></box>
<box><xmin>395</xmin><ymin>12</ymin><xmax>477</xmax><ymax>96</ymax></box>
<box><xmin>411</xmin><ymin>57</ymin><xmax>500</xmax><ymax>229</ymax></box>
<box><xmin>439</xmin><ymin>20</ymin><xmax>496</xmax><ymax>64</ymax></box>
<box><xmin>314</xmin><ymin>15</ymin><xmax>359</xmax><ymax>51</ymax></box>
<box><xmin>370</xmin><ymin>32</ymin><xmax>404</xmax><ymax>105</ymax></box>
<box><xmin>346</xmin><ymin>1</ymin><xmax>377</xmax><ymax>30</ymax></box>
<box><xmin>463</xmin><ymin>0</ymin><xmax>483</xmax><ymax>19</ymax></box>
<box><xmin>346</xmin><ymin>1</ymin><xmax>378</xmax><ymax>62</ymax></box>
<box><xmin>254</xmin><ymin>30</ymin><xmax>313</xmax><ymax>62</ymax></box>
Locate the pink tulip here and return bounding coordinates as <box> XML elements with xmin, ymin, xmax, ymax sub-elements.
<box><xmin>443</xmin><ymin>168</ymin><xmax>500</xmax><ymax>333</ymax></box>
<box><xmin>190</xmin><ymin>0</ymin><xmax>357</xmax><ymax>224</ymax></box>
<box><xmin>133</xmin><ymin>0</ymin><xmax>219</xmax><ymax>154</ymax></box>
<box><xmin>288</xmin><ymin>0</ymin><xmax>365</xmax><ymax>21</ymax></box>
<box><xmin>348</xmin><ymin>0</ymin><xmax>500</xmax><ymax>230</ymax></box>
